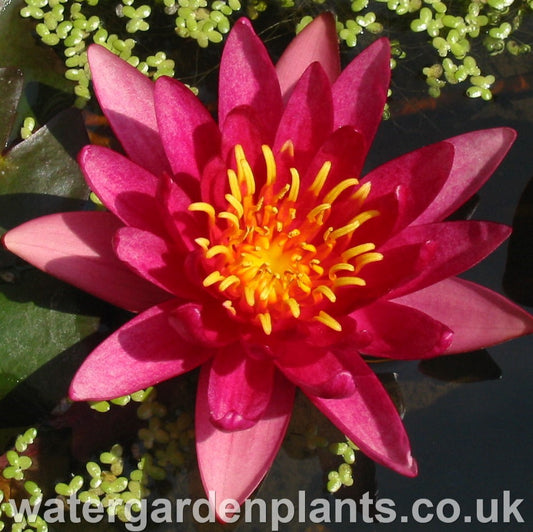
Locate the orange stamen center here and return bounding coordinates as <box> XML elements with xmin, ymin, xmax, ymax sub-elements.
<box><xmin>189</xmin><ymin>144</ymin><xmax>383</xmax><ymax>335</ymax></box>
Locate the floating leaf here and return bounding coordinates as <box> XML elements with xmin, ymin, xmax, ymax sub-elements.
<box><xmin>0</xmin><ymin>82</ymin><xmax>104</xmax><ymax>406</ymax></box>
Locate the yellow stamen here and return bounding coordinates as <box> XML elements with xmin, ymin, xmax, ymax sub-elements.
<box><xmin>323</xmin><ymin>178</ymin><xmax>359</xmax><ymax>204</ymax></box>
<box><xmin>205</xmin><ymin>245</ymin><xmax>232</xmax><ymax>259</ymax></box>
<box><xmin>308</xmin><ymin>161</ymin><xmax>331</xmax><ymax>196</ymax></box>
<box><xmin>307</xmin><ymin>203</ymin><xmax>331</xmax><ymax>223</ymax></box>
<box><xmin>328</xmin><ymin>220</ymin><xmax>361</xmax><ymax>241</ymax></box>
<box><xmin>341</xmin><ymin>243</ymin><xmax>376</xmax><ymax>262</ymax></box>
<box><xmin>194</xmin><ymin>237</ymin><xmax>210</xmax><ymax>251</ymax></box>
<box><xmin>219</xmin><ymin>275</ymin><xmax>240</xmax><ymax>291</ymax></box>
<box><xmin>351</xmin><ymin>182</ymin><xmax>372</xmax><ymax>205</ymax></box>
<box><xmin>288</xmin><ymin>168</ymin><xmax>300</xmax><ymax>202</ymax></box>
<box><xmin>329</xmin><ymin>263</ymin><xmax>355</xmax><ymax>278</ymax></box>
<box><xmin>244</xmin><ymin>285</ymin><xmax>255</xmax><ymax>307</ymax></box>
<box><xmin>222</xmin><ymin>300</ymin><xmax>237</xmax><ymax>315</ymax></box>
<box><xmin>354</xmin><ymin>252</ymin><xmax>384</xmax><ymax>273</ymax></box>
<box><xmin>258</xmin><ymin>312</ymin><xmax>272</xmax><ymax>335</ymax></box>
<box><xmin>203</xmin><ymin>271</ymin><xmax>224</xmax><ymax>287</ymax></box>
<box><xmin>227</xmin><ymin>169</ymin><xmax>242</xmax><ymax>202</ymax></box>
<box><xmin>218</xmin><ymin>211</ymin><xmax>241</xmax><ymax>229</ymax></box>
<box><xmin>333</xmin><ymin>276</ymin><xmax>367</xmax><ymax>288</ymax></box>
<box><xmin>225</xmin><ymin>194</ymin><xmax>244</xmax><ymax>218</ymax></box>
<box><xmin>262</xmin><ymin>145</ymin><xmax>276</xmax><ymax>186</ymax></box>
<box><xmin>188</xmin><ymin>202</ymin><xmax>216</xmax><ymax>224</ymax></box>
<box><xmin>280</xmin><ymin>139</ymin><xmax>295</xmax><ymax>158</ymax></box>
<box><xmin>314</xmin><ymin>311</ymin><xmax>342</xmax><ymax>331</ymax></box>
<box><xmin>286</xmin><ymin>298</ymin><xmax>301</xmax><ymax>318</ymax></box>
<box><xmin>313</xmin><ymin>285</ymin><xmax>336</xmax><ymax>302</ymax></box>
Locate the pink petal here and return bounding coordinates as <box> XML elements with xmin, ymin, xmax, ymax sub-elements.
<box><xmin>218</xmin><ymin>18</ymin><xmax>283</xmax><ymax>143</ymax></box>
<box><xmin>385</xmin><ymin>221</ymin><xmax>511</xmax><ymax>298</ymax></box>
<box><xmin>332</xmin><ymin>38</ymin><xmax>390</xmax><ymax>149</ymax></box>
<box><xmin>302</xmin><ymin>126</ymin><xmax>367</xmax><ymax>192</ymax></box>
<box><xmin>168</xmin><ymin>302</ymin><xmax>241</xmax><ymax>347</ymax></box>
<box><xmin>196</xmin><ymin>367</ymin><xmax>294</xmax><ymax>514</ymax></box>
<box><xmin>154</xmin><ymin>76</ymin><xmax>221</xmax><ymax>184</ymax></box>
<box><xmin>415</xmin><ymin>128</ymin><xmax>517</xmax><ymax>224</ymax></box>
<box><xmin>88</xmin><ymin>44</ymin><xmax>170</xmax><ymax>177</ymax></box>
<box><xmin>393</xmin><ymin>277</ymin><xmax>533</xmax><ymax>354</ymax></box>
<box><xmin>276</xmin><ymin>12</ymin><xmax>340</xmax><ymax>102</ymax></box>
<box><xmin>69</xmin><ymin>300</ymin><xmax>212</xmax><ymax>400</ymax></box>
<box><xmin>113</xmin><ymin>227</ymin><xmax>200</xmax><ymax>299</ymax></box>
<box><xmin>3</xmin><ymin>212</ymin><xmax>170</xmax><ymax>312</ymax></box>
<box><xmin>79</xmin><ymin>145</ymin><xmax>167</xmax><ymax>235</ymax></box>
<box><xmin>276</xmin><ymin>346</ymin><xmax>356</xmax><ymax>398</ymax></box>
<box><xmin>352</xmin><ymin>300</ymin><xmax>453</xmax><ymax>359</ymax></box>
<box><xmin>274</xmin><ymin>62</ymin><xmax>334</xmax><ymax>173</ymax></box>
<box><xmin>362</xmin><ymin>141</ymin><xmax>454</xmax><ymax>233</ymax></box>
<box><xmin>307</xmin><ymin>351</ymin><xmax>417</xmax><ymax>476</ymax></box>
<box><xmin>205</xmin><ymin>346</ymin><xmax>276</xmax><ymax>430</ymax></box>
<box><xmin>221</xmin><ymin>105</ymin><xmax>265</xmax><ymax>172</ymax></box>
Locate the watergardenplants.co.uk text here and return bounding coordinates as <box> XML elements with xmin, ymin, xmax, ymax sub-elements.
<box><xmin>8</xmin><ymin>490</ymin><xmax>526</xmax><ymax>530</ymax></box>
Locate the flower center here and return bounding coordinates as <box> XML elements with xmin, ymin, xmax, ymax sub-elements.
<box><xmin>189</xmin><ymin>144</ymin><xmax>383</xmax><ymax>335</ymax></box>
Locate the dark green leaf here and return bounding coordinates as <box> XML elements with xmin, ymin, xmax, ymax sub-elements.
<box><xmin>0</xmin><ymin>68</ymin><xmax>23</xmax><ymax>150</ymax></box>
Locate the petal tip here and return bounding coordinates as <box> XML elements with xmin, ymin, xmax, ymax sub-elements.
<box><xmin>211</xmin><ymin>411</ymin><xmax>256</xmax><ymax>431</ymax></box>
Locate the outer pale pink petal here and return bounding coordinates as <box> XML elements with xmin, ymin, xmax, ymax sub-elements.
<box><xmin>3</xmin><ymin>212</ymin><xmax>170</xmax><ymax>312</ymax></box>
<box><xmin>196</xmin><ymin>367</ymin><xmax>294</xmax><ymax>515</ymax></box>
<box><xmin>113</xmin><ymin>227</ymin><xmax>200</xmax><ymax>300</ymax></box>
<box><xmin>332</xmin><ymin>38</ymin><xmax>390</xmax><ymax>148</ymax></box>
<box><xmin>69</xmin><ymin>300</ymin><xmax>213</xmax><ymax>400</ymax></box>
<box><xmin>80</xmin><ymin>145</ymin><xmax>167</xmax><ymax>235</ymax></box>
<box><xmin>154</xmin><ymin>76</ymin><xmax>221</xmax><ymax>182</ymax></box>
<box><xmin>218</xmin><ymin>18</ymin><xmax>283</xmax><ymax>143</ymax></box>
<box><xmin>393</xmin><ymin>277</ymin><xmax>533</xmax><ymax>354</ymax></box>
<box><xmin>206</xmin><ymin>346</ymin><xmax>276</xmax><ymax>430</ymax></box>
<box><xmin>276</xmin><ymin>13</ymin><xmax>340</xmax><ymax>102</ymax></box>
<box><xmin>88</xmin><ymin>44</ymin><xmax>170</xmax><ymax>177</ymax></box>
<box><xmin>307</xmin><ymin>352</ymin><xmax>417</xmax><ymax>476</ymax></box>
<box><xmin>384</xmin><ymin>221</ymin><xmax>511</xmax><ymax>298</ymax></box>
<box><xmin>414</xmin><ymin>128</ymin><xmax>517</xmax><ymax>224</ymax></box>
<box><xmin>351</xmin><ymin>300</ymin><xmax>453</xmax><ymax>359</ymax></box>
<box><xmin>274</xmin><ymin>62</ymin><xmax>333</xmax><ymax>173</ymax></box>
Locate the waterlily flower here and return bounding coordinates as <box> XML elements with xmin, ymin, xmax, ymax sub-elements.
<box><xmin>4</xmin><ymin>14</ymin><xmax>533</xmax><ymax>515</ymax></box>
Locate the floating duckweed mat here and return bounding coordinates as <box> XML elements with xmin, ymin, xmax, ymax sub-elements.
<box><xmin>18</xmin><ymin>0</ymin><xmax>533</xmax><ymax>106</ymax></box>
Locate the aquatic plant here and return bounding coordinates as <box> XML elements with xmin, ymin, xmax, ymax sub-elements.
<box><xmin>5</xmin><ymin>14</ymin><xmax>533</xmax><ymax>518</ymax></box>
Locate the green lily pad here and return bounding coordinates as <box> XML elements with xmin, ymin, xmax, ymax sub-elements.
<box><xmin>0</xmin><ymin>74</ymin><xmax>105</xmax><ymax>407</ymax></box>
<box><xmin>0</xmin><ymin>68</ymin><xmax>24</xmax><ymax>150</ymax></box>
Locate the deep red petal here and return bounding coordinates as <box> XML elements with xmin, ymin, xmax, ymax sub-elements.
<box><xmin>352</xmin><ymin>300</ymin><xmax>453</xmax><ymax>359</ymax></box>
<box><xmin>154</xmin><ymin>76</ymin><xmax>221</xmax><ymax>185</ymax></box>
<box><xmin>113</xmin><ymin>227</ymin><xmax>200</xmax><ymax>300</ymax></box>
<box><xmin>415</xmin><ymin>128</ymin><xmax>517</xmax><ymax>224</ymax></box>
<box><xmin>276</xmin><ymin>13</ymin><xmax>340</xmax><ymax>102</ymax></box>
<box><xmin>362</xmin><ymin>141</ymin><xmax>455</xmax><ymax>233</ymax></box>
<box><xmin>206</xmin><ymin>346</ymin><xmax>276</xmax><ymax>430</ymax></box>
<box><xmin>393</xmin><ymin>277</ymin><xmax>533</xmax><ymax>354</ymax></box>
<box><xmin>218</xmin><ymin>18</ymin><xmax>283</xmax><ymax>143</ymax></box>
<box><xmin>88</xmin><ymin>44</ymin><xmax>170</xmax><ymax>177</ymax></box>
<box><xmin>79</xmin><ymin>145</ymin><xmax>167</xmax><ymax>235</ymax></box>
<box><xmin>69</xmin><ymin>299</ymin><xmax>212</xmax><ymax>400</ymax></box>
<box><xmin>385</xmin><ymin>221</ymin><xmax>511</xmax><ymax>298</ymax></box>
<box><xmin>332</xmin><ymin>38</ymin><xmax>390</xmax><ymax>150</ymax></box>
<box><xmin>306</xmin><ymin>352</ymin><xmax>417</xmax><ymax>476</ymax></box>
<box><xmin>196</xmin><ymin>367</ymin><xmax>294</xmax><ymax>514</ymax></box>
<box><xmin>3</xmin><ymin>212</ymin><xmax>170</xmax><ymax>312</ymax></box>
<box><xmin>274</xmin><ymin>62</ymin><xmax>334</xmax><ymax>174</ymax></box>
<box><xmin>276</xmin><ymin>346</ymin><xmax>356</xmax><ymax>398</ymax></box>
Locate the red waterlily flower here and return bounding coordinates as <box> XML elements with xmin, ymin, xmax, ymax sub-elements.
<box><xmin>4</xmin><ymin>14</ymin><xmax>533</xmax><ymax>514</ymax></box>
